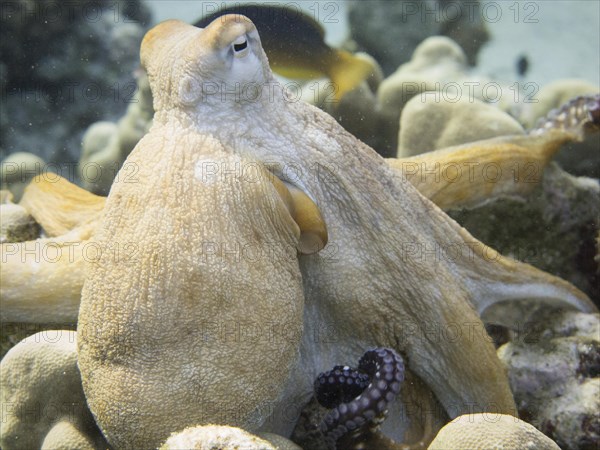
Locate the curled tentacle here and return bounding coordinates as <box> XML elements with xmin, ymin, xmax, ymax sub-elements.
<box><xmin>315</xmin><ymin>348</ymin><xmax>405</xmax><ymax>450</ymax></box>
<box><xmin>529</xmin><ymin>94</ymin><xmax>600</xmax><ymax>137</ymax></box>
<box><xmin>314</xmin><ymin>365</ymin><xmax>371</xmax><ymax>409</ymax></box>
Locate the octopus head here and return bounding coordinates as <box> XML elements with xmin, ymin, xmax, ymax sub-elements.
<box><xmin>141</xmin><ymin>16</ymin><xmax>272</xmax><ymax>114</ymax></box>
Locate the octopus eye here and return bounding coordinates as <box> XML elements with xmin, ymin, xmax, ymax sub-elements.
<box><xmin>232</xmin><ymin>36</ymin><xmax>248</xmax><ymax>56</ymax></box>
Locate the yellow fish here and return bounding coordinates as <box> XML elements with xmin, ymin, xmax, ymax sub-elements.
<box><xmin>195</xmin><ymin>4</ymin><xmax>375</xmax><ymax>101</ymax></box>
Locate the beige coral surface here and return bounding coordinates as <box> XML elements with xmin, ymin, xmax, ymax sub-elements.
<box><xmin>161</xmin><ymin>425</ymin><xmax>301</xmax><ymax>450</ymax></box>
<box><xmin>428</xmin><ymin>413</ymin><xmax>561</xmax><ymax>450</ymax></box>
<box><xmin>0</xmin><ymin>330</ymin><xmax>108</xmax><ymax>450</ymax></box>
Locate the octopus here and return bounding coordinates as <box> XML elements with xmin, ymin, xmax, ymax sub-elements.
<box><xmin>1</xmin><ymin>14</ymin><xmax>598</xmax><ymax>450</ymax></box>
<box><xmin>72</xmin><ymin>16</ymin><xmax>599</xmax><ymax>448</ymax></box>
<box><xmin>530</xmin><ymin>93</ymin><xmax>600</xmax><ymax>136</ymax></box>
<box><xmin>315</xmin><ymin>348</ymin><xmax>405</xmax><ymax>449</ymax></box>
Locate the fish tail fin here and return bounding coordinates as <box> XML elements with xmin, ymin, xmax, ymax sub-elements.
<box><xmin>327</xmin><ymin>50</ymin><xmax>375</xmax><ymax>102</ymax></box>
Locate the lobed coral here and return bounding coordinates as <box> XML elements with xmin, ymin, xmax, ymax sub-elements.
<box><xmin>0</xmin><ymin>331</ymin><xmax>108</xmax><ymax>450</ymax></box>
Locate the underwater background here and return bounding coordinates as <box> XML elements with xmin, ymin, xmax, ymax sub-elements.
<box><xmin>151</xmin><ymin>0</ymin><xmax>599</xmax><ymax>86</ymax></box>
<box><xmin>1</xmin><ymin>0</ymin><xmax>598</xmax><ymax>165</ymax></box>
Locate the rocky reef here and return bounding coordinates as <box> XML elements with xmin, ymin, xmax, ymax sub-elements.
<box><xmin>498</xmin><ymin>310</ymin><xmax>600</xmax><ymax>449</ymax></box>
<box><xmin>0</xmin><ymin>0</ymin><xmax>150</xmax><ymax>164</ymax></box>
<box><xmin>346</xmin><ymin>0</ymin><xmax>489</xmax><ymax>75</ymax></box>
